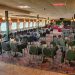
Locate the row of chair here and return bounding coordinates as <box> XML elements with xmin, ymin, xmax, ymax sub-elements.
<box><xmin>0</xmin><ymin>41</ymin><xmax>28</xmax><ymax>57</ymax></box>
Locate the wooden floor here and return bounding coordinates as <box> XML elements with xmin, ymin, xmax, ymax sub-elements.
<box><xmin>0</xmin><ymin>62</ymin><xmax>68</xmax><ymax>75</ymax></box>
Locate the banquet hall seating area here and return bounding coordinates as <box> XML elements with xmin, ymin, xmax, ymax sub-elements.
<box><xmin>0</xmin><ymin>27</ymin><xmax>75</xmax><ymax>74</ymax></box>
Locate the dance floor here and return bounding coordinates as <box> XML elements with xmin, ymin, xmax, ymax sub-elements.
<box><xmin>0</xmin><ymin>62</ymin><xmax>68</xmax><ymax>75</ymax></box>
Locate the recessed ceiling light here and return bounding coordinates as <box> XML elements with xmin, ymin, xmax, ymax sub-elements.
<box><xmin>51</xmin><ymin>3</ymin><xmax>66</xmax><ymax>6</ymax></box>
<box><xmin>18</xmin><ymin>5</ymin><xmax>31</xmax><ymax>9</ymax></box>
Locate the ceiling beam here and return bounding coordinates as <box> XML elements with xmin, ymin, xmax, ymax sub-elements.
<box><xmin>0</xmin><ymin>3</ymin><xmax>32</xmax><ymax>14</ymax></box>
<box><xmin>12</xmin><ymin>14</ymin><xmax>46</xmax><ymax>19</ymax></box>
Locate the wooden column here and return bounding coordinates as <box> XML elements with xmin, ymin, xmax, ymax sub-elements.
<box><xmin>37</xmin><ymin>14</ymin><xmax>39</xmax><ymax>29</ymax></box>
<box><xmin>5</xmin><ymin>11</ymin><xmax>9</xmax><ymax>41</ymax></box>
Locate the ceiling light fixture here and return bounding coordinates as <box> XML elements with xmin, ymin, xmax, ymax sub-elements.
<box><xmin>51</xmin><ymin>3</ymin><xmax>66</xmax><ymax>6</ymax></box>
<box><xmin>18</xmin><ymin>5</ymin><xmax>31</xmax><ymax>9</ymax></box>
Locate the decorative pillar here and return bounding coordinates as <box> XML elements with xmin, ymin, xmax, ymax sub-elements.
<box><xmin>33</xmin><ymin>20</ymin><xmax>34</xmax><ymax>28</ymax></box>
<box><xmin>74</xmin><ymin>14</ymin><xmax>75</xmax><ymax>27</ymax></box>
<box><xmin>17</xmin><ymin>19</ymin><xmax>20</xmax><ymax>31</ymax></box>
<box><xmin>37</xmin><ymin>14</ymin><xmax>39</xmax><ymax>29</ymax></box>
<box><xmin>45</xmin><ymin>19</ymin><xmax>47</xmax><ymax>25</ymax></box>
<box><xmin>28</xmin><ymin>19</ymin><xmax>30</xmax><ymax>29</ymax></box>
<box><xmin>23</xmin><ymin>19</ymin><xmax>25</xmax><ymax>30</ymax></box>
<box><xmin>48</xmin><ymin>17</ymin><xmax>50</xmax><ymax>24</ymax></box>
<box><xmin>9</xmin><ymin>20</ymin><xmax>12</xmax><ymax>32</ymax></box>
<box><xmin>5</xmin><ymin>11</ymin><xmax>9</xmax><ymax>41</ymax></box>
<box><xmin>0</xmin><ymin>20</ymin><xmax>1</xmax><ymax>32</ymax></box>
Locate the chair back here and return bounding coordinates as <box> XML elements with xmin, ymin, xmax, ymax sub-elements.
<box><xmin>2</xmin><ymin>42</ymin><xmax>11</xmax><ymax>51</ymax></box>
<box><xmin>10</xmin><ymin>42</ymin><xmax>18</xmax><ymax>52</ymax></box>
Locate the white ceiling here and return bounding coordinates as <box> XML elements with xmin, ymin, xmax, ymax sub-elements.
<box><xmin>0</xmin><ymin>0</ymin><xmax>75</xmax><ymax>19</ymax></box>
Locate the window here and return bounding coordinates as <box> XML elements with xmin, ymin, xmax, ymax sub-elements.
<box><xmin>1</xmin><ymin>22</ymin><xmax>7</xmax><ymax>31</ymax></box>
<box><xmin>39</xmin><ymin>22</ymin><xmax>42</xmax><ymax>27</ymax></box>
<box><xmin>42</xmin><ymin>21</ymin><xmax>45</xmax><ymax>27</ymax></box>
<box><xmin>33</xmin><ymin>22</ymin><xmax>36</xmax><ymax>27</ymax></box>
<box><xmin>12</xmin><ymin>22</ymin><xmax>17</xmax><ymax>30</ymax></box>
<box><xmin>19</xmin><ymin>22</ymin><xmax>23</xmax><ymax>29</ymax></box>
<box><xmin>25</xmin><ymin>22</ymin><xmax>29</xmax><ymax>28</ymax></box>
<box><xmin>29</xmin><ymin>22</ymin><xmax>33</xmax><ymax>28</ymax></box>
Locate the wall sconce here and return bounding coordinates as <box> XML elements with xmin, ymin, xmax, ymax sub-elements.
<box><xmin>8</xmin><ymin>17</ymin><xmax>11</xmax><ymax>21</ymax></box>
<box><xmin>17</xmin><ymin>19</ymin><xmax>20</xmax><ymax>22</ymax></box>
<box><xmin>24</xmin><ymin>18</ymin><xmax>26</xmax><ymax>22</ymax></box>
<box><xmin>71</xmin><ymin>19</ymin><xmax>73</xmax><ymax>22</ymax></box>
<box><xmin>2</xmin><ymin>17</ymin><xmax>5</xmax><ymax>20</ymax></box>
<box><xmin>74</xmin><ymin>19</ymin><xmax>75</xmax><ymax>21</ymax></box>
